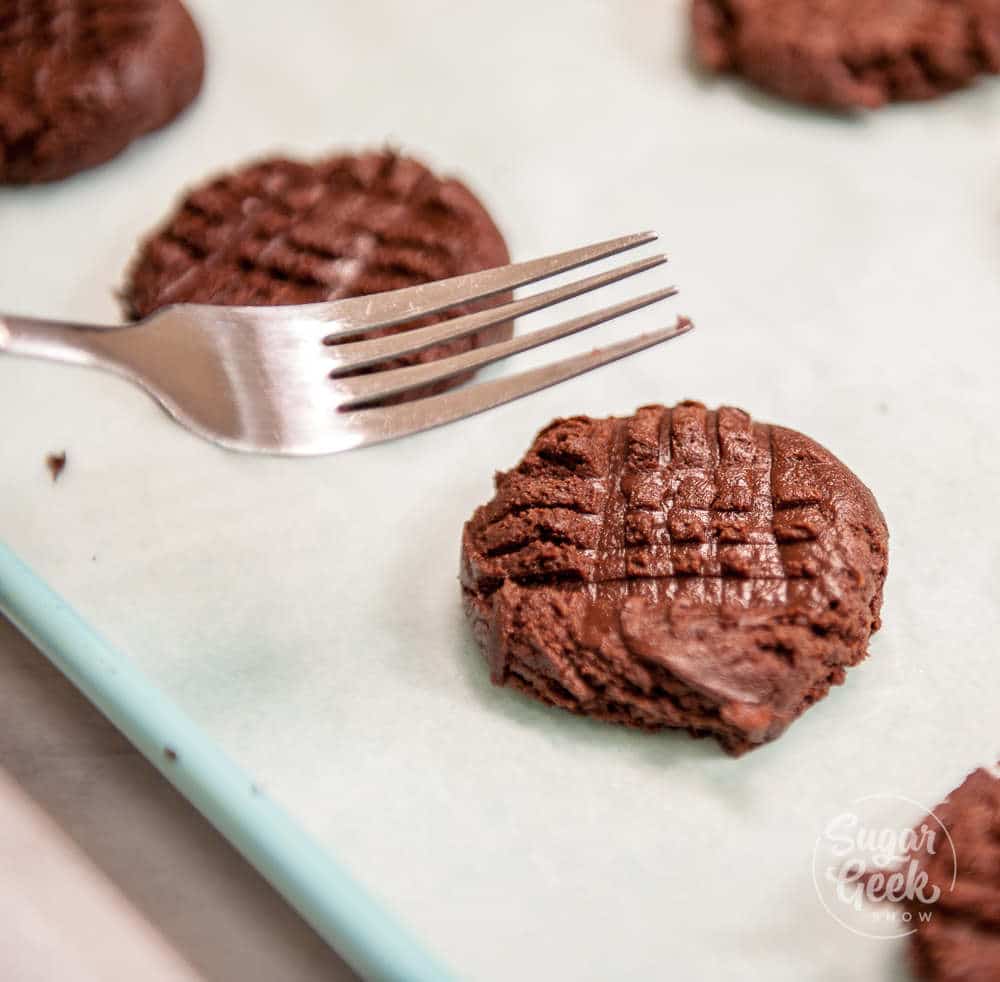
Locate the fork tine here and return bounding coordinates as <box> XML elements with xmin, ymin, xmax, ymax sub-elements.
<box><xmin>340</xmin><ymin>318</ymin><xmax>694</xmax><ymax>449</ymax></box>
<box><xmin>326</xmin><ymin>254</ymin><xmax>668</xmax><ymax>371</ymax></box>
<box><xmin>309</xmin><ymin>231</ymin><xmax>658</xmax><ymax>335</ymax></box>
<box><xmin>334</xmin><ymin>287</ymin><xmax>678</xmax><ymax>408</ymax></box>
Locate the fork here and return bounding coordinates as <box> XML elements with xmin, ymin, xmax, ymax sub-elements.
<box><xmin>0</xmin><ymin>232</ymin><xmax>692</xmax><ymax>456</ymax></box>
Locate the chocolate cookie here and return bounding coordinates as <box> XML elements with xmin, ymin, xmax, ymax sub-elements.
<box><xmin>905</xmin><ymin>764</ymin><xmax>1000</xmax><ymax>981</ymax></box>
<box><xmin>123</xmin><ymin>151</ymin><xmax>512</xmax><ymax>390</ymax></box>
<box><xmin>461</xmin><ymin>402</ymin><xmax>888</xmax><ymax>755</ymax></box>
<box><xmin>0</xmin><ymin>0</ymin><xmax>204</xmax><ymax>183</ymax></box>
<box><xmin>692</xmin><ymin>0</ymin><xmax>1000</xmax><ymax>109</ymax></box>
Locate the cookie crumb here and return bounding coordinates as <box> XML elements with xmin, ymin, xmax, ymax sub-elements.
<box><xmin>46</xmin><ymin>452</ymin><xmax>67</xmax><ymax>482</ymax></box>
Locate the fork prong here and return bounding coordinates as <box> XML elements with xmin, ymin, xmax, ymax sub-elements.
<box><xmin>334</xmin><ymin>287</ymin><xmax>678</xmax><ymax>408</ymax></box>
<box><xmin>326</xmin><ymin>254</ymin><xmax>668</xmax><ymax>371</ymax></box>
<box><xmin>339</xmin><ymin>318</ymin><xmax>694</xmax><ymax>450</ymax></box>
<box><xmin>309</xmin><ymin>231</ymin><xmax>658</xmax><ymax>335</ymax></box>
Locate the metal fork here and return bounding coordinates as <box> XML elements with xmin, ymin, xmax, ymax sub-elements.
<box><xmin>0</xmin><ymin>232</ymin><xmax>692</xmax><ymax>456</ymax></box>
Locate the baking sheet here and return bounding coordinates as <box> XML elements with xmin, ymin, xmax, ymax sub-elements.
<box><xmin>3</xmin><ymin>1</ymin><xmax>1000</xmax><ymax>978</ymax></box>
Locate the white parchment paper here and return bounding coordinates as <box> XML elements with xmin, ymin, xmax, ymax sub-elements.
<box><xmin>2</xmin><ymin>1</ymin><xmax>999</xmax><ymax>978</ymax></box>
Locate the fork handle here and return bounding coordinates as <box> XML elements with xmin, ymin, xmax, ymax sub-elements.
<box><xmin>0</xmin><ymin>313</ymin><xmax>129</xmax><ymax>369</ymax></box>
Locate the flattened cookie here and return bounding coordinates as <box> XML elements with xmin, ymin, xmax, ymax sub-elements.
<box><xmin>904</xmin><ymin>764</ymin><xmax>1000</xmax><ymax>981</ymax></box>
<box><xmin>123</xmin><ymin>150</ymin><xmax>512</xmax><ymax>392</ymax></box>
<box><xmin>461</xmin><ymin>402</ymin><xmax>888</xmax><ymax>755</ymax></box>
<box><xmin>692</xmin><ymin>0</ymin><xmax>1000</xmax><ymax>109</ymax></box>
<box><xmin>0</xmin><ymin>0</ymin><xmax>204</xmax><ymax>183</ymax></box>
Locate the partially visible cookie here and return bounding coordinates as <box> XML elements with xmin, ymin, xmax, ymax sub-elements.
<box><xmin>905</xmin><ymin>764</ymin><xmax>1000</xmax><ymax>981</ymax></box>
<box><xmin>461</xmin><ymin>402</ymin><xmax>888</xmax><ymax>755</ymax></box>
<box><xmin>692</xmin><ymin>0</ymin><xmax>1000</xmax><ymax>109</ymax></box>
<box><xmin>0</xmin><ymin>0</ymin><xmax>205</xmax><ymax>183</ymax></box>
<box><xmin>123</xmin><ymin>151</ymin><xmax>512</xmax><ymax>392</ymax></box>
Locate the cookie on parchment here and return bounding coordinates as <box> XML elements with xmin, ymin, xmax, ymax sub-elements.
<box><xmin>0</xmin><ymin>0</ymin><xmax>204</xmax><ymax>183</ymax></box>
<box><xmin>123</xmin><ymin>151</ymin><xmax>512</xmax><ymax>393</ymax></box>
<box><xmin>903</xmin><ymin>764</ymin><xmax>1000</xmax><ymax>981</ymax></box>
<box><xmin>461</xmin><ymin>401</ymin><xmax>888</xmax><ymax>755</ymax></box>
<box><xmin>692</xmin><ymin>0</ymin><xmax>1000</xmax><ymax>109</ymax></box>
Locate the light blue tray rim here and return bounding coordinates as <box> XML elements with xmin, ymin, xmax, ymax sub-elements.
<box><xmin>0</xmin><ymin>540</ymin><xmax>455</xmax><ymax>982</ymax></box>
